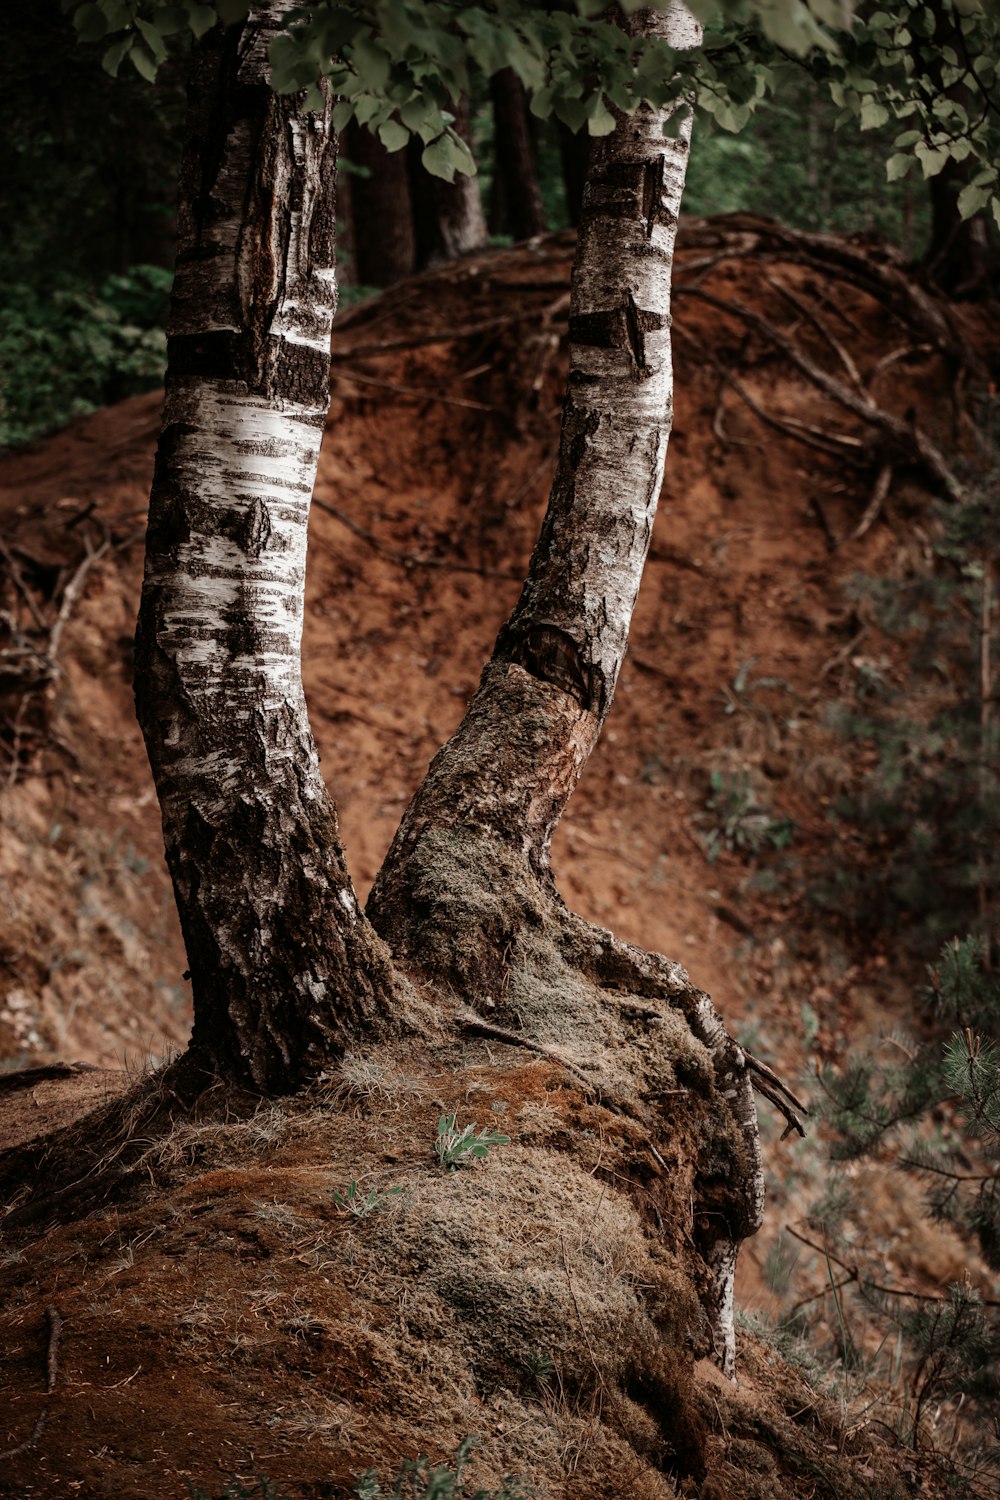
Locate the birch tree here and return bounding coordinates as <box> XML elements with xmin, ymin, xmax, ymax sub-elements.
<box><xmin>61</xmin><ymin>0</ymin><xmax>997</xmax><ymax>1375</ymax></box>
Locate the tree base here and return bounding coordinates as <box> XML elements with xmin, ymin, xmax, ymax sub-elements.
<box><xmin>369</xmin><ymin>821</ymin><xmax>765</xmax><ymax>1376</ymax></box>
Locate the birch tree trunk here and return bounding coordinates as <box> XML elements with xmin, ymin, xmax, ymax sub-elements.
<box><xmin>134</xmin><ymin>3</ymin><xmax>398</xmax><ymax>1094</ymax></box>
<box><xmin>369</xmin><ymin>2</ymin><xmax>763</xmax><ymax>1376</ymax></box>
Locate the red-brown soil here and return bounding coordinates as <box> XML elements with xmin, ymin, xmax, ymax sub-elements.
<box><xmin>0</xmin><ymin>219</ymin><xmax>996</xmax><ymax>1499</ymax></box>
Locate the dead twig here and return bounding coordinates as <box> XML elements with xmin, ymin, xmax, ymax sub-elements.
<box><xmin>312</xmin><ymin>498</ymin><xmax>521</xmax><ymax>581</ymax></box>
<box><xmin>332</xmin><ymin>369</ymin><xmax>498</xmax><ymax>413</ymax></box>
<box><xmin>46</xmin><ymin>532</ymin><xmax>111</xmax><ymax>677</ymax></box>
<box><xmin>742</xmin><ymin>1045</ymin><xmax>809</xmax><ymax>1140</ymax></box>
<box><xmin>0</xmin><ymin>1305</ymin><xmax>62</xmax><ymax>1462</ymax></box>
<box><xmin>764</xmin><ymin>273</ymin><xmax>866</xmax><ymax>395</ymax></box>
<box><xmin>785</xmin><ymin>1225</ymin><xmax>1000</xmax><ymax>1308</ymax></box>
<box><xmin>843</xmin><ymin>462</ymin><xmax>894</xmax><ymax>545</ymax></box>
<box><xmin>673</xmin><ymin>323</ymin><xmax>869</xmax><ymax>466</ymax></box>
<box><xmin>677</xmin><ymin>286</ymin><xmax>967</xmax><ymax>503</ymax></box>
<box><xmin>458</xmin><ymin>1013</ymin><xmax>596</xmax><ymax>1093</ymax></box>
<box><xmin>0</xmin><ymin>539</ymin><xmax>47</xmax><ymax>631</ymax></box>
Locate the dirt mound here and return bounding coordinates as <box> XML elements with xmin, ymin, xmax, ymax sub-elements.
<box><xmin>1</xmin><ymin>218</ymin><xmax>995</xmax><ymax>1498</ymax></box>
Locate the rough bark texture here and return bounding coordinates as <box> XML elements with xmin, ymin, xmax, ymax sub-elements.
<box><xmin>369</xmin><ymin>3</ymin><xmax>764</xmax><ymax>1376</ymax></box>
<box><xmin>490</xmin><ymin>68</ymin><xmax>546</xmax><ymax>242</ymax></box>
<box><xmin>407</xmin><ymin>97</ymin><xmax>488</xmax><ymax>268</ymax></box>
<box><xmin>344</xmin><ymin>120</ymin><xmax>415</xmax><ymax>287</ymax></box>
<box><xmin>134</xmin><ymin>3</ymin><xmax>397</xmax><ymax>1093</ymax></box>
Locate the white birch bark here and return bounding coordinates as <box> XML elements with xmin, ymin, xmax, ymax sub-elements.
<box><xmin>135</xmin><ymin>3</ymin><xmax>396</xmax><ymax>1092</ymax></box>
<box><xmin>370</xmin><ymin>3</ymin><xmax>763</xmax><ymax>1377</ymax></box>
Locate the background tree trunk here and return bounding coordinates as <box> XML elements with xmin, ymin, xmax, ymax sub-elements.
<box><xmin>343</xmin><ymin>120</ymin><xmax>415</xmax><ymax>287</ymax></box>
<box><xmin>134</xmin><ymin>3</ymin><xmax>397</xmax><ymax>1094</ymax></box>
<box><xmin>408</xmin><ymin>97</ymin><xmax>488</xmax><ymax>268</ymax></box>
<box><xmin>558</xmin><ymin>120</ymin><xmax>590</xmax><ymax>228</ymax></box>
<box><xmin>369</xmin><ymin>2</ymin><xmax>763</xmax><ymax>1377</ymax></box>
<box><xmin>490</xmin><ymin>68</ymin><xmax>546</xmax><ymax>241</ymax></box>
<box><xmin>926</xmin><ymin>159</ymin><xmax>995</xmax><ymax>296</ymax></box>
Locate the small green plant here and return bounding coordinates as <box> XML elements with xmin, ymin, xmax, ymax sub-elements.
<box><xmin>186</xmin><ymin>1478</ymin><xmax>288</xmax><ymax>1500</ymax></box>
<box><xmin>434</xmin><ymin>1114</ymin><xmax>509</xmax><ymax>1170</ymax></box>
<box><xmin>332</xmin><ymin>1179</ymin><xmax>404</xmax><ymax>1217</ymax></box>
<box><xmin>354</xmin><ymin>1435</ymin><xmax>532</xmax><ymax>1500</ymax></box>
<box><xmin>518</xmin><ymin>1348</ymin><xmax>554</xmax><ymax>1390</ymax></box>
<box><xmin>702</xmin><ymin>769</ymin><xmax>794</xmax><ymax>862</ymax></box>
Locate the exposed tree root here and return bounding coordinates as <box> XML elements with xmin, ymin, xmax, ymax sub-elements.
<box><xmin>368</xmin><ymin>821</ymin><xmax>766</xmax><ymax>1379</ymax></box>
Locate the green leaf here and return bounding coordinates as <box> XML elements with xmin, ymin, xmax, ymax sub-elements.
<box><xmin>586</xmin><ymin>94</ymin><xmax>616</xmax><ymax>137</ymax></box>
<box><xmin>957</xmin><ymin>182</ymin><xmax>992</xmax><ymax>219</ymax></box>
<box><xmin>421</xmin><ymin>135</ymin><xmax>457</xmax><ymax>182</ymax></box>
<box><xmin>331</xmin><ymin>99</ymin><xmax>355</xmax><ymax>132</ymax></box>
<box><xmin>216</xmin><ymin>0</ymin><xmax>251</xmax><ymax>22</ymax></box>
<box><xmin>101</xmin><ymin>34</ymin><xmax>133</xmax><ymax>77</ymax></box>
<box><xmin>129</xmin><ymin>43</ymin><xmax>158</xmax><ymax>82</ymax></box>
<box><xmin>350</xmin><ymin>34</ymin><xmax>391</xmax><ymax>94</ymax></box>
<box><xmin>135</xmin><ymin>17</ymin><xmax>168</xmax><ymax>64</ymax></box>
<box><xmin>860</xmin><ymin>97</ymin><xmax>890</xmax><ymax>131</ymax></box>
<box><xmin>915</xmin><ymin>141</ymin><xmax>950</xmax><ymax>178</ymax></box>
<box><xmin>187</xmin><ymin>3</ymin><xmax>217</xmax><ymax>39</ymax></box>
<box><xmin>377</xmin><ymin>119</ymin><xmax>410</xmax><ymax>152</ymax></box>
<box><xmin>886</xmin><ymin>153</ymin><xmax>912</xmax><ymax>182</ymax></box>
<box><xmin>74</xmin><ymin>2</ymin><xmax>108</xmax><ymax>43</ymax></box>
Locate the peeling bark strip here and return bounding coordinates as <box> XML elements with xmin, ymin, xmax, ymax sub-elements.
<box><xmin>135</xmin><ymin>3</ymin><xmax>396</xmax><ymax>1092</ymax></box>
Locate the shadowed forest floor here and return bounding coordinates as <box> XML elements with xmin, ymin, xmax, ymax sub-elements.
<box><xmin>0</xmin><ymin>218</ymin><xmax>997</xmax><ymax>1499</ymax></box>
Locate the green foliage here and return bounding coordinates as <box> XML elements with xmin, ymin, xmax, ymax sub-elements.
<box><xmin>434</xmin><ymin>1114</ymin><xmax>509</xmax><ymax>1170</ymax></box>
<box><xmin>59</xmin><ymin>0</ymin><xmax>999</xmax><ymax>230</ymax></box>
<box><xmin>702</xmin><ymin>769</ymin><xmax>794</xmax><ymax>862</ymax></box>
<box><xmin>812</xmin><ymin>935</ymin><xmax>1000</xmax><ymax>1474</ymax></box>
<box><xmin>832</xmin><ymin>0</ymin><xmax>1000</xmax><ymax>228</ymax></box>
<box><xmin>822</xmin><ymin>458</ymin><xmax>1000</xmax><ymax>949</ymax></box>
<box><xmin>354</xmin><ymin>1435</ymin><xmax>532</xmax><ymax>1500</ymax></box>
<box><xmin>331</xmin><ymin>1178</ymin><xmax>404</xmax><ymax>1216</ymax></box>
<box><xmin>0</xmin><ymin>266</ymin><xmax>171</xmax><ymax>449</ymax></box>
<box><xmin>186</xmin><ymin>1478</ymin><xmax>288</xmax><ymax>1500</ymax></box>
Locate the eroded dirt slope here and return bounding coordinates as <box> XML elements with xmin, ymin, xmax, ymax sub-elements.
<box><xmin>1</xmin><ymin>217</ymin><xmax>996</xmax><ymax>1498</ymax></box>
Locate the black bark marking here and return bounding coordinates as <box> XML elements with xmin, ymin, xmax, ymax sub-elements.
<box><xmin>569</xmin><ymin>299</ymin><xmax>666</xmax><ymax>376</ymax></box>
<box><xmin>508</xmin><ymin>622</ymin><xmax>595</xmax><ymax>712</ymax></box>
<box><xmin>641</xmin><ymin>157</ymin><xmax>664</xmax><ymax>239</ymax></box>
<box><xmin>238</xmin><ymin>497</ymin><xmax>272</xmax><ymax>559</ymax></box>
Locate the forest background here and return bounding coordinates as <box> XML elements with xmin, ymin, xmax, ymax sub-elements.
<box><xmin>2</xmin><ymin>2</ymin><xmax>1000</xmax><ymax>1497</ymax></box>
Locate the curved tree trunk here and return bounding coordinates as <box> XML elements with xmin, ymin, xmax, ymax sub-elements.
<box><xmin>134</xmin><ymin>3</ymin><xmax>398</xmax><ymax>1094</ymax></box>
<box><xmin>369</xmin><ymin>2</ymin><xmax>763</xmax><ymax>1376</ymax></box>
<box><xmin>490</xmin><ymin>68</ymin><xmax>546</xmax><ymax>241</ymax></box>
<box><xmin>407</xmin><ymin>97</ymin><xmax>488</xmax><ymax>268</ymax></box>
<box><xmin>344</xmin><ymin>119</ymin><xmax>415</xmax><ymax>287</ymax></box>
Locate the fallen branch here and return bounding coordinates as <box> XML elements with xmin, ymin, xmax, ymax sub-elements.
<box><xmin>46</xmin><ymin>532</ymin><xmax>112</xmax><ymax>679</ymax></box>
<box><xmin>785</xmin><ymin>1225</ymin><xmax>1000</xmax><ymax>1308</ymax></box>
<box><xmin>677</xmin><ymin>286</ymin><xmax>967</xmax><ymax>503</ymax></box>
<box><xmin>0</xmin><ymin>1305</ymin><xmax>62</xmax><ymax>1462</ymax></box>
<box><xmin>312</xmin><ymin>498</ymin><xmax>521</xmax><ymax>581</ymax></box>
<box><xmin>0</xmin><ymin>539</ymin><xmax>47</xmax><ymax>632</ymax></box>
<box><xmin>332</xmin><ymin>369</ymin><xmax>498</xmax><ymax>413</ymax></box>
<box><xmin>742</xmin><ymin>1045</ymin><xmax>809</xmax><ymax>1140</ymax></box>
<box><xmin>458</xmin><ymin>1013</ymin><xmax>596</xmax><ymax>1092</ymax></box>
<box><xmin>673</xmin><ymin>324</ymin><xmax>869</xmax><ymax>465</ymax></box>
<box><xmin>843</xmin><ymin>462</ymin><xmax>894</xmax><ymax>545</ymax></box>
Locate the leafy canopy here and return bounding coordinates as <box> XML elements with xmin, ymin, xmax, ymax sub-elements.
<box><xmin>61</xmin><ymin>0</ymin><xmax>999</xmax><ymax>224</ymax></box>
